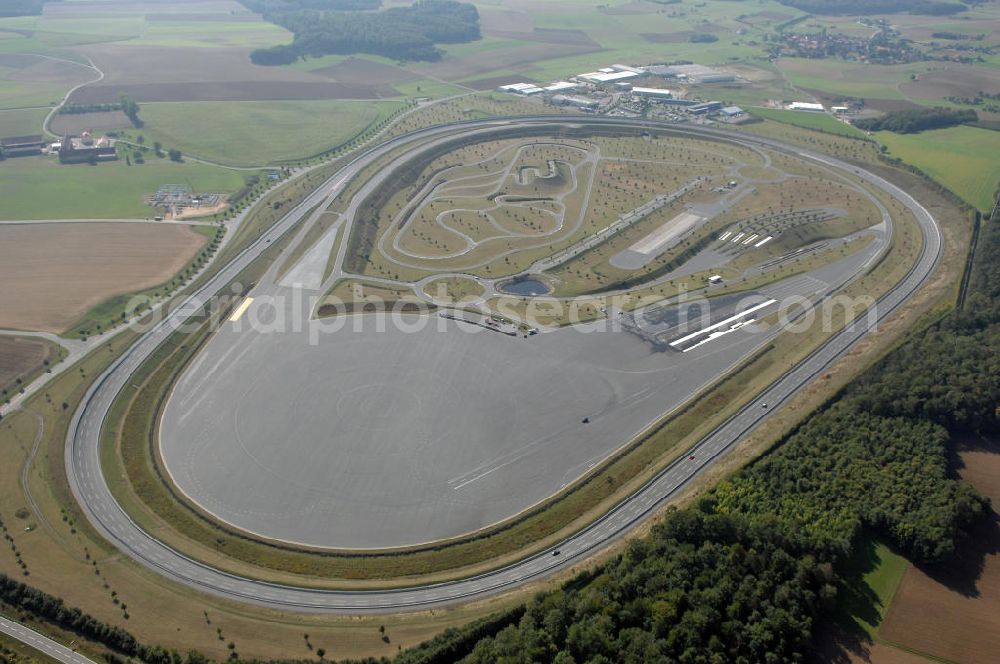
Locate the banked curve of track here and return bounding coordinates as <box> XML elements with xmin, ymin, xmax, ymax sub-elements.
<box><xmin>66</xmin><ymin>117</ymin><xmax>943</xmax><ymax>613</ymax></box>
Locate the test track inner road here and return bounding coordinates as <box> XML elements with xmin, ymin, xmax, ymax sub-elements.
<box><xmin>65</xmin><ymin>117</ymin><xmax>942</xmax><ymax>613</ymax></box>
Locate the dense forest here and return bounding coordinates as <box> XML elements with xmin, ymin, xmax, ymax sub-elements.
<box><xmin>245</xmin><ymin>0</ymin><xmax>480</xmax><ymax>65</ymax></box>
<box><xmin>777</xmin><ymin>0</ymin><xmax>968</xmax><ymax>15</ymax></box>
<box><xmin>854</xmin><ymin>108</ymin><xmax>979</xmax><ymax>133</ymax></box>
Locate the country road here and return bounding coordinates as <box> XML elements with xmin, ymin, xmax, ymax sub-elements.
<box><xmin>0</xmin><ymin>616</ymin><xmax>97</xmax><ymax>664</ymax></box>
<box><xmin>62</xmin><ymin>116</ymin><xmax>941</xmax><ymax>613</ymax></box>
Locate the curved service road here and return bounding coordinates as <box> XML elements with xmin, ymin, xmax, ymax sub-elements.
<box><xmin>65</xmin><ymin>117</ymin><xmax>942</xmax><ymax>612</ymax></box>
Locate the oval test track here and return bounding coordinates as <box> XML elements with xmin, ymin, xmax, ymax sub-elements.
<box><xmin>65</xmin><ymin>117</ymin><xmax>943</xmax><ymax>613</ymax></box>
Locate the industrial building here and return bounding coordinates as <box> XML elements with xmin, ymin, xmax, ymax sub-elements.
<box><xmin>689</xmin><ymin>101</ymin><xmax>722</xmax><ymax>115</ymax></box>
<box><xmin>497</xmin><ymin>82</ymin><xmax>545</xmax><ymax>95</ymax></box>
<box><xmin>720</xmin><ymin>106</ymin><xmax>744</xmax><ymax>118</ymax></box>
<box><xmin>0</xmin><ymin>135</ymin><xmax>44</xmax><ymax>158</ymax></box>
<box><xmin>631</xmin><ymin>87</ymin><xmax>673</xmax><ymax>100</ymax></box>
<box><xmin>645</xmin><ymin>64</ymin><xmax>735</xmax><ymax>84</ymax></box>
<box><xmin>575</xmin><ymin>69</ymin><xmax>640</xmax><ymax>85</ymax></box>
<box><xmin>551</xmin><ymin>94</ymin><xmax>599</xmax><ymax>109</ymax></box>
<box><xmin>544</xmin><ymin>81</ymin><xmax>578</xmax><ymax>92</ymax></box>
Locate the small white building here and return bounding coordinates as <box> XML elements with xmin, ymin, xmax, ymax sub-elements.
<box><xmin>788</xmin><ymin>101</ymin><xmax>825</xmax><ymax>112</ymax></box>
<box><xmin>708</xmin><ymin>275</ymin><xmax>723</xmax><ymax>284</ymax></box>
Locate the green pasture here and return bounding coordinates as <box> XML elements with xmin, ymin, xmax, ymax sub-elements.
<box><xmin>0</xmin><ymin>156</ymin><xmax>251</xmax><ymax>220</ymax></box>
<box><xmin>834</xmin><ymin>532</ymin><xmax>909</xmax><ymax>638</ymax></box>
<box><xmin>747</xmin><ymin>107</ymin><xmax>866</xmax><ymax>138</ymax></box>
<box><xmin>0</xmin><ymin>107</ymin><xmax>46</xmax><ymax>135</ymax></box>
<box><xmin>133</xmin><ymin>99</ymin><xmax>405</xmax><ymax>167</ymax></box>
<box><xmin>877</xmin><ymin>125</ymin><xmax>1000</xmax><ymax>210</ymax></box>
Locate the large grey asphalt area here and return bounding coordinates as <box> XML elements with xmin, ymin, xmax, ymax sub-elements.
<box><xmin>64</xmin><ymin>117</ymin><xmax>941</xmax><ymax>612</ymax></box>
<box><xmin>163</xmin><ymin>294</ymin><xmax>779</xmax><ymax>548</ymax></box>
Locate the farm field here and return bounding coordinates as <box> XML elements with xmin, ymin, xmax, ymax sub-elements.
<box><xmin>0</xmin><ymin>222</ymin><xmax>207</xmax><ymax>333</ymax></box>
<box><xmin>775</xmin><ymin>58</ymin><xmax>932</xmax><ymax>103</ymax></box>
<box><xmin>0</xmin><ymin>335</ymin><xmax>61</xmax><ymax>394</ymax></box>
<box><xmin>872</xmin><ymin>444</ymin><xmax>1000</xmax><ymax>664</ymax></box>
<box><xmin>747</xmin><ymin>107</ymin><xmax>867</xmax><ymax>139</ymax></box>
<box><xmin>131</xmin><ymin>99</ymin><xmax>406</xmax><ymax>167</ymax></box>
<box><xmin>0</xmin><ymin>157</ymin><xmax>251</xmax><ymax>220</ymax></box>
<box><xmin>0</xmin><ymin>107</ymin><xmax>47</xmax><ymax>136</ymax></box>
<box><xmin>0</xmin><ymin>52</ymin><xmax>96</xmax><ymax>110</ymax></box>
<box><xmin>876</xmin><ymin>126</ymin><xmax>1000</xmax><ymax>211</ymax></box>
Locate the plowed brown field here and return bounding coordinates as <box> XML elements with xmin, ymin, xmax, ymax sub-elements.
<box><xmin>0</xmin><ymin>222</ymin><xmax>206</xmax><ymax>333</ymax></box>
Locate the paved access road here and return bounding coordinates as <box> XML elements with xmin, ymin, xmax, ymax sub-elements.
<box><xmin>64</xmin><ymin>117</ymin><xmax>942</xmax><ymax>612</ymax></box>
<box><xmin>0</xmin><ymin>615</ymin><xmax>97</xmax><ymax>664</ymax></box>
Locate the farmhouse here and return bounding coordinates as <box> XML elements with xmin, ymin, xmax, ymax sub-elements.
<box><xmin>58</xmin><ymin>133</ymin><xmax>118</xmax><ymax>164</ymax></box>
<box><xmin>0</xmin><ymin>135</ymin><xmax>44</xmax><ymax>158</ymax></box>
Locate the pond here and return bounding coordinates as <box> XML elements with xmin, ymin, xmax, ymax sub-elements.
<box><xmin>497</xmin><ymin>278</ymin><xmax>551</xmax><ymax>296</ymax></box>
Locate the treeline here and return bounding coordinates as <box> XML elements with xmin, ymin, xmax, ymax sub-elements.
<box><xmin>248</xmin><ymin>0</ymin><xmax>480</xmax><ymax>65</ymax></box>
<box><xmin>458</xmin><ymin>510</ymin><xmax>834</xmax><ymax>663</ymax></box>
<box><xmin>854</xmin><ymin>107</ymin><xmax>978</xmax><ymax>133</ymax></box>
<box><xmin>777</xmin><ymin>0</ymin><xmax>968</xmax><ymax>15</ymax></box>
<box><xmin>0</xmin><ymin>0</ymin><xmax>51</xmax><ymax>17</ymax></box>
<box><xmin>119</xmin><ymin>94</ymin><xmax>142</xmax><ymax>128</ymax></box>
<box><xmin>0</xmin><ymin>573</ymin><xmax>180</xmax><ymax>664</ymax></box>
<box><xmin>58</xmin><ymin>103</ymin><xmax>123</xmax><ymax>115</ymax></box>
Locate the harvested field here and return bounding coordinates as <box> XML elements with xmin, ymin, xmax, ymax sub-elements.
<box><xmin>0</xmin><ymin>336</ymin><xmax>51</xmax><ymax>390</ymax></box>
<box><xmin>600</xmin><ymin>1</ymin><xmax>668</xmax><ymax>15</ymax></box>
<box><xmin>461</xmin><ymin>75</ymin><xmax>537</xmax><ymax>91</ymax></box>
<box><xmin>311</xmin><ymin>57</ymin><xmax>417</xmax><ymax>90</ymax></box>
<box><xmin>478</xmin><ymin>8</ymin><xmax>534</xmax><ymax>35</ymax></box>
<box><xmin>71</xmin><ymin>80</ymin><xmax>391</xmax><ymax>103</ymax></box>
<box><xmin>67</xmin><ymin>44</ymin><xmax>392</xmax><ymax>102</ymax></box>
<box><xmin>858</xmin><ymin>98</ymin><xmax>926</xmax><ymax>113</ymax></box>
<box><xmin>49</xmin><ymin>110</ymin><xmax>130</xmax><ymax>134</ymax></box>
<box><xmin>899</xmin><ymin>65</ymin><xmax>1000</xmax><ymax>100</ymax></box>
<box><xmin>411</xmin><ymin>40</ymin><xmax>603</xmax><ymax>82</ymax></box>
<box><xmin>817</xmin><ymin>625</ymin><xmax>934</xmax><ymax>664</ymax></box>
<box><xmin>0</xmin><ymin>222</ymin><xmax>207</xmax><ymax>333</ymax></box>
<box><xmin>42</xmin><ymin>0</ymin><xmax>247</xmax><ymax>17</ymax></box>
<box><xmin>875</xmin><ymin>445</ymin><xmax>1000</xmax><ymax>664</ymax></box>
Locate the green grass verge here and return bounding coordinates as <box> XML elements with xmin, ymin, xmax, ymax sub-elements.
<box><xmin>747</xmin><ymin>107</ymin><xmax>867</xmax><ymax>139</ymax></box>
<box><xmin>876</xmin><ymin>125</ymin><xmax>1000</xmax><ymax>211</ymax></box>
<box><xmin>0</xmin><ymin>156</ymin><xmax>252</xmax><ymax>220</ymax></box>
